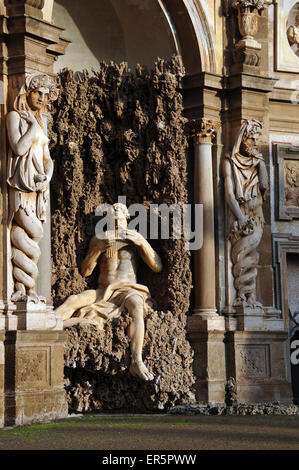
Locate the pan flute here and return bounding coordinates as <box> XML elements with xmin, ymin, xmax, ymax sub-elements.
<box><xmin>105</xmin><ymin>230</ymin><xmax>128</xmax><ymax>258</ymax></box>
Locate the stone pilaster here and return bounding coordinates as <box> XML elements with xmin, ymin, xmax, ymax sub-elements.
<box><xmin>0</xmin><ymin>0</ymin><xmax>69</xmax><ymax>426</ymax></box>
<box><xmin>222</xmin><ymin>67</ymin><xmax>293</xmax><ymax>403</ymax></box>
<box><xmin>0</xmin><ymin>0</ymin><xmax>69</xmax><ymax>309</ymax></box>
<box><xmin>223</xmin><ymin>74</ymin><xmax>278</xmax><ymax>315</ymax></box>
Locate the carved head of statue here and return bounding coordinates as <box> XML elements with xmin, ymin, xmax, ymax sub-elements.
<box><xmin>113</xmin><ymin>203</ymin><xmax>130</xmax><ymax>230</ymax></box>
<box><xmin>233</xmin><ymin>119</ymin><xmax>262</xmax><ymax>158</ymax></box>
<box><xmin>240</xmin><ymin>120</ymin><xmax>262</xmax><ymax>157</ymax></box>
<box><xmin>14</xmin><ymin>73</ymin><xmax>59</xmax><ymax>127</ymax></box>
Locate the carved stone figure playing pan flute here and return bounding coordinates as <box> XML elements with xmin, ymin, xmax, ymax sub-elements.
<box><xmin>55</xmin><ymin>203</ymin><xmax>163</xmax><ymax>382</ymax></box>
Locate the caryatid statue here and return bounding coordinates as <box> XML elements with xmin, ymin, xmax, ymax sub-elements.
<box><xmin>223</xmin><ymin>120</ymin><xmax>268</xmax><ymax>309</ymax></box>
<box><xmin>6</xmin><ymin>73</ymin><xmax>59</xmax><ymax>303</ymax></box>
<box><xmin>55</xmin><ymin>203</ymin><xmax>163</xmax><ymax>382</ymax></box>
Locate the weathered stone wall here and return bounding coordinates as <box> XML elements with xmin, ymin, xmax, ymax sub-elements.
<box><xmin>49</xmin><ymin>57</ymin><xmax>195</xmax><ymax>412</ymax></box>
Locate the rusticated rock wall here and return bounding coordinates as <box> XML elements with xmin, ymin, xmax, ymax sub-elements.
<box><xmin>49</xmin><ymin>57</ymin><xmax>195</xmax><ymax>412</ymax></box>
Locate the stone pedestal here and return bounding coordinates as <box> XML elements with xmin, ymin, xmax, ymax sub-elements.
<box><xmin>232</xmin><ymin>40</ymin><xmax>262</xmax><ymax>75</ymax></box>
<box><xmin>4</xmin><ymin>330</ymin><xmax>68</xmax><ymax>427</ymax></box>
<box><xmin>226</xmin><ymin>314</ymin><xmax>293</xmax><ymax>404</ymax></box>
<box><xmin>6</xmin><ymin>302</ymin><xmax>63</xmax><ymax>331</ymax></box>
<box><xmin>188</xmin><ymin>316</ymin><xmax>226</xmax><ymax>403</ymax></box>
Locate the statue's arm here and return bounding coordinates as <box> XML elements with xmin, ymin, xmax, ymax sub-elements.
<box><xmin>258</xmin><ymin>159</ymin><xmax>269</xmax><ymax>199</ymax></box>
<box><xmin>6</xmin><ymin>111</ymin><xmax>38</xmax><ymax>156</ymax></box>
<box><xmin>43</xmin><ymin>145</ymin><xmax>54</xmax><ymax>182</ymax></box>
<box><xmin>81</xmin><ymin>236</ymin><xmax>104</xmax><ymax>277</ymax></box>
<box><xmin>138</xmin><ymin>240</ymin><xmax>163</xmax><ymax>273</ymax></box>
<box><xmin>223</xmin><ymin>158</ymin><xmax>246</xmax><ymax>224</ymax></box>
<box><xmin>126</xmin><ymin>230</ymin><xmax>162</xmax><ymax>272</ymax></box>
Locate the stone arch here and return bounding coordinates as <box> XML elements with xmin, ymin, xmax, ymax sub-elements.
<box><xmin>43</xmin><ymin>0</ymin><xmax>216</xmax><ymax>75</ymax></box>
<box><xmin>162</xmin><ymin>0</ymin><xmax>217</xmax><ymax>74</ymax></box>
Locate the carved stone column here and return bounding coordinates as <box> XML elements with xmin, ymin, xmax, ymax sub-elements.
<box><xmin>190</xmin><ymin>118</ymin><xmax>220</xmax><ymax>318</ymax></box>
<box><xmin>187</xmin><ymin>118</ymin><xmax>226</xmax><ymax>403</ymax></box>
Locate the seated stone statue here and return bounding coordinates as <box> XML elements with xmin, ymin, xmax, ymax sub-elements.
<box><xmin>55</xmin><ymin>203</ymin><xmax>163</xmax><ymax>381</ymax></box>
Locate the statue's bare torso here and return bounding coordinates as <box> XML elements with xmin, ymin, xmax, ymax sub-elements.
<box><xmin>97</xmin><ymin>246</ymin><xmax>139</xmax><ymax>288</ymax></box>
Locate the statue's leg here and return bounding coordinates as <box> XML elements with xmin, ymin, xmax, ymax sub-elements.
<box><xmin>55</xmin><ymin>289</ymin><xmax>97</xmax><ymax>320</ymax></box>
<box><xmin>11</xmin><ymin>208</ymin><xmax>43</xmax><ymax>301</ymax></box>
<box><xmin>14</xmin><ymin>208</ymin><xmax>43</xmax><ymax>245</ymax></box>
<box><xmin>125</xmin><ymin>294</ymin><xmax>154</xmax><ymax>382</ymax></box>
<box><xmin>231</xmin><ymin>223</ymin><xmax>263</xmax><ymax>307</ymax></box>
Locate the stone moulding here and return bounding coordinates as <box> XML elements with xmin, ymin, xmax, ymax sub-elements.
<box><xmin>275</xmin><ymin>0</ymin><xmax>299</xmax><ymax>73</ymax></box>
<box><xmin>232</xmin><ymin>44</ymin><xmax>261</xmax><ymax>67</ymax></box>
<box><xmin>272</xmin><ymin>233</ymin><xmax>299</xmax><ymax>317</ymax></box>
<box><xmin>5</xmin><ymin>0</ymin><xmax>45</xmax><ymax>7</ymax></box>
<box><xmin>273</xmin><ymin>144</ymin><xmax>299</xmax><ymax>220</ymax></box>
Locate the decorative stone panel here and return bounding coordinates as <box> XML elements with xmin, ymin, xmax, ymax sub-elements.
<box><xmin>273</xmin><ymin>144</ymin><xmax>299</xmax><ymax>220</ymax></box>
<box><xmin>236</xmin><ymin>344</ymin><xmax>270</xmax><ymax>378</ymax></box>
<box><xmin>4</xmin><ymin>330</ymin><xmax>68</xmax><ymax>426</ymax></box>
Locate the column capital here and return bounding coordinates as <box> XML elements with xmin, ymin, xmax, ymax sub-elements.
<box><xmin>187</xmin><ymin>118</ymin><xmax>221</xmax><ymax>144</ymax></box>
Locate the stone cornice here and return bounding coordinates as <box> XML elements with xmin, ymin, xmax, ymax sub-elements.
<box><xmin>5</xmin><ymin>0</ymin><xmax>45</xmax><ymax>8</ymax></box>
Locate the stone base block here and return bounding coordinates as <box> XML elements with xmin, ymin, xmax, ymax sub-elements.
<box><xmin>223</xmin><ymin>304</ymin><xmax>286</xmax><ymax>331</ymax></box>
<box><xmin>7</xmin><ymin>302</ymin><xmax>63</xmax><ymax>331</ymax></box>
<box><xmin>0</xmin><ymin>330</ymin><xmax>4</xmax><ymax>428</ymax></box>
<box><xmin>4</xmin><ymin>330</ymin><xmax>68</xmax><ymax>427</ymax></box>
<box><xmin>227</xmin><ymin>331</ymin><xmax>293</xmax><ymax>404</ymax></box>
<box><xmin>5</xmin><ymin>389</ymin><xmax>67</xmax><ymax>427</ymax></box>
<box><xmin>188</xmin><ymin>316</ymin><xmax>226</xmax><ymax>403</ymax></box>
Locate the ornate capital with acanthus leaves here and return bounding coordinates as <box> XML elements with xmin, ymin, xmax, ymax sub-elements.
<box><xmin>232</xmin><ymin>0</ymin><xmax>266</xmax><ymax>11</ymax></box>
<box><xmin>187</xmin><ymin>118</ymin><xmax>221</xmax><ymax>144</ymax></box>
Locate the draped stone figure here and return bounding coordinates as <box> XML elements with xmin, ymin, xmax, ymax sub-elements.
<box><xmin>223</xmin><ymin>120</ymin><xmax>268</xmax><ymax>309</ymax></box>
<box><xmin>55</xmin><ymin>203</ymin><xmax>163</xmax><ymax>381</ymax></box>
<box><xmin>6</xmin><ymin>73</ymin><xmax>59</xmax><ymax>303</ymax></box>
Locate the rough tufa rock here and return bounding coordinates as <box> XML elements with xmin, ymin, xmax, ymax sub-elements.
<box><xmin>168</xmin><ymin>403</ymin><xmax>299</xmax><ymax>416</ymax></box>
<box><xmin>64</xmin><ymin>309</ymin><xmax>195</xmax><ymax>413</ymax></box>
<box><xmin>50</xmin><ymin>57</ymin><xmax>195</xmax><ymax>413</ymax></box>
